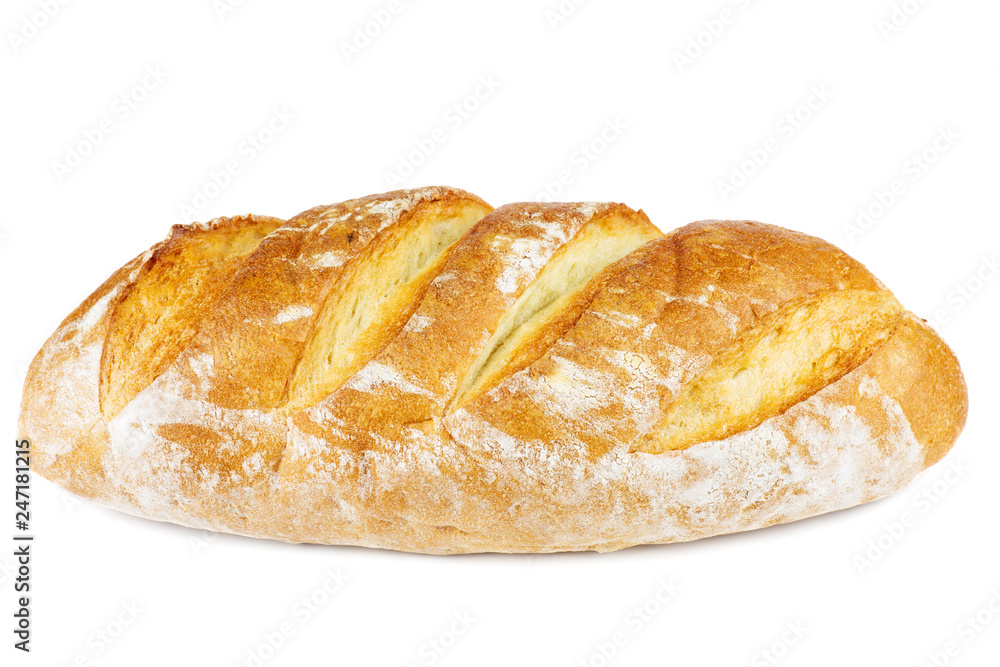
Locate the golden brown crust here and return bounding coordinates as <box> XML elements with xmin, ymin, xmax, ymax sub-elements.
<box><xmin>19</xmin><ymin>249</ymin><xmax>152</xmax><ymax>502</ymax></box>
<box><xmin>639</xmin><ymin>288</ymin><xmax>902</xmax><ymax>452</ymax></box>
<box><xmin>101</xmin><ymin>187</ymin><xmax>493</xmax><ymax>532</ymax></box>
<box><xmin>100</xmin><ymin>215</ymin><xmax>284</xmax><ymax>418</ymax></box>
<box><xmin>273</xmin><ymin>201</ymin><xmax>660</xmax><ymax>542</ymax></box>
<box><xmin>18</xmin><ymin>193</ymin><xmax>969</xmax><ymax>553</ymax></box>
<box><xmin>183</xmin><ymin>187</ymin><xmax>491</xmax><ymax>412</ymax></box>
<box><xmin>856</xmin><ymin>312</ymin><xmax>968</xmax><ymax>466</ymax></box>
<box><xmin>459</xmin><ymin>220</ymin><xmax>900</xmax><ymax>461</ymax></box>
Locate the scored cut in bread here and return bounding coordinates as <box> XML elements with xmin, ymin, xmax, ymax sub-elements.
<box><xmin>18</xmin><ymin>187</ymin><xmax>968</xmax><ymax>554</ymax></box>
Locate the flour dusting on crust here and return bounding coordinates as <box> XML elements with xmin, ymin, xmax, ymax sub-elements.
<box><xmin>17</xmin><ymin>205</ymin><xmax>964</xmax><ymax>554</ymax></box>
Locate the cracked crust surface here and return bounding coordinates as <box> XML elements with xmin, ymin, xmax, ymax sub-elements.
<box><xmin>18</xmin><ymin>191</ymin><xmax>968</xmax><ymax>553</ymax></box>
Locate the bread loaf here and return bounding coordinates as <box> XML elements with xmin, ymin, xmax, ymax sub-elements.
<box><xmin>18</xmin><ymin>186</ymin><xmax>968</xmax><ymax>554</ymax></box>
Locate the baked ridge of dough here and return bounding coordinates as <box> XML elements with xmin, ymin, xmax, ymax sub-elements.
<box><xmin>17</xmin><ymin>193</ymin><xmax>969</xmax><ymax>554</ymax></box>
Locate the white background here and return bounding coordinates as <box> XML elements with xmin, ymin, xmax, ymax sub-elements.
<box><xmin>2</xmin><ymin>0</ymin><xmax>999</xmax><ymax>665</ymax></box>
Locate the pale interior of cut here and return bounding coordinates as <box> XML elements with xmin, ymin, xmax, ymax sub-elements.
<box><xmin>101</xmin><ymin>218</ymin><xmax>282</xmax><ymax>418</ymax></box>
<box><xmin>284</xmin><ymin>206</ymin><xmax>488</xmax><ymax>411</ymax></box>
<box><xmin>636</xmin><ymin>288</ymin><xmax>902</xmax><ymax>453</ymax></box>
<box><xmin>448</xmin><ymin>216</ymin><xmax>660</xmax><ymax>411</ymax></box>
